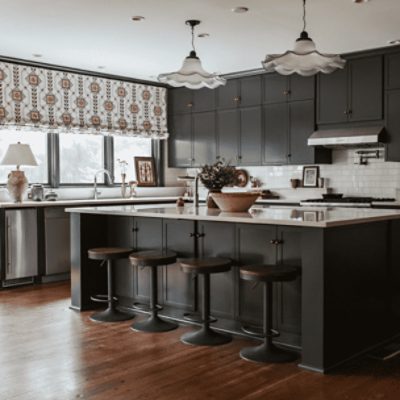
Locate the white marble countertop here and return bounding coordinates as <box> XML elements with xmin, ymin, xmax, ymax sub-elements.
<box><xmin>0</xmin><ymin>196</ymin><xmax>180</xmax><ymax>209</ymax></box>
<box><xmin>65</xmin><ymin>204</ymin><xmax>400</xmax><ymax>228</ymax></box>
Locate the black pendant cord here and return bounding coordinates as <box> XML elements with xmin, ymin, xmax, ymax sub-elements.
<box><xmin>302</xmin><ymin>0</ymin><xmax>307</xmax><ymax>32</ymax></box>
<box><xmin>191</xmin><ymin>24</ymin><xmax>196</xmax><ymax>53</ymax></box>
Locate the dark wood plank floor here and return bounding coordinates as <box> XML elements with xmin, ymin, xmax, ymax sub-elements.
<box><xmin>1</xmin><ymin>282</ymin><xmax>400</xmax><ymax>400</ymax></box>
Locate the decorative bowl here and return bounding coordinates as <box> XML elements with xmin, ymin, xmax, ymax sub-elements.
<box><xmin>210</xmin><ymin>192</ymin><xmax>260</xmax><ymax>212</ymax></box>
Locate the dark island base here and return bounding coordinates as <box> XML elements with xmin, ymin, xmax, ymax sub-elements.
<box><xmin>70</xmin><ymin>213</ymin><xmax>400</xmax><ymax>373</ymax></box>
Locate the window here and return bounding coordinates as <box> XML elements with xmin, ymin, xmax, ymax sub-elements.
<box><xmin>59</xmin><ymin>133</ymin><xmax>105</xmax><ymax>184</ymax></box>
<box><xmin>113</xmin><ymin>136</ymin><xmax>152</xmax><ymax>183</ymax></box>
<box><xmin>0</xmin><ymin>130</ymin><xmax>48</xmax><ymax>184</ymax></box>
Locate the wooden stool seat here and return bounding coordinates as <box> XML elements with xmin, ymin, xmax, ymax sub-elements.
<box><xmin>129</xmin><ymin>249</ymin><xmax>178</xmax><ymax>333</ymax></box>
<box><xmin>129</xmin><ymin>250</ymin><xmax>177</xmax><ymax>267</ymax></box>
<box><xmin>240</xmin><ymin>265</ymin><xmax>299</xmax><ymax>283</ymax></box>
<box><xmin>179</xmin><ymin>258</ymin><xmax>232</xmax><ymax>274</ymax></box>
<box><xmin>87</xmin><ymin>247</ymin><xmax>134</xmax><ymax>323</ymax></box>
<box><xmin>88</xmin><ymin>247</ymin><xmax>133</xmax><ymax>261</ymax></box>
<box><xmin>179</xmin><ymin>257</ymin><xmax>232</xmax><ymax>346</ymax></box>
<box><xmin>239</xmin><ymin>264</ymin><xmax>300</xmax><ymax>364</ymax></box>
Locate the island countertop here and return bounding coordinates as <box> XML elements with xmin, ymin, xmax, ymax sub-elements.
<box><xmin>65</xmin><ymin>204</ymin><xmax>400</xmax><ymax>228</ymax></box>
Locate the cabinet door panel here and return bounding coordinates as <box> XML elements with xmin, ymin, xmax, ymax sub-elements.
<box><xmin>240</xmin><ymin>76</ymin><xmax>262</xmax><ymax>107</ymax></box>
<box><xmin>386</xmin><ymin>90</ymin><xmax>400</xmax><ymax>162</ymax></box>
<box><xmin>217</xmin><ymin>109</ymin><xmax>240</xmax><ymax>164</ymax></box>
<box><xmin>169</xmin><ymin>88</ymin><xmax>193</xmax><ymax>114</ymax></box>
<box><xmin>192</xmin><ymin>112</ymin><xmax>217</xmax><ymax>166</ymax></box>
<box><xmin>237</xmin><ymin>224</ymin><xmax>277</xmax><ymax>324</ymax></box>
<box><xmin>133</xmin><ymin>217</ymin><xmax>163</xmax><ymax>301</ymax></box>
<box><xmin>168</xmin><ymin>114</ymin><xmax>192</xmax><ymax>167</ymax></box>
<box><xmin>276</xmin><ymin>227</ymin><xmax>302</xmax><ymax>339</ymax></box>
<box><xmin>193</xmin><ymin>88</ymin><xmax>216</xmax><ymax>112</ymax></box>
<box><xmin>163</xmin><ymin>220</ymin><xmax>195</xmax><ymax>308</ymax></box>
<box><xmin>317</xmin><ymin>68</ymin><xmax>348</xmax><ymax>124</ymax></box>
<box><xmin>290</xmin><ymin>75</ymin><xmax>315</xmax><ymax>102</ymax></box>
<box><xmin>240</xmin><ymin>106</ymin><xmax>262</xmax><ymax>165</ymax></box>
<box><xmin>263</xmin><ymin>74</ymin><xmax>288</xmax><ymax>104</ymax></box>
<box><xmin>350</xmin><ymin>56</ymin><xmax>383</xmax><ymax>122</ymax></box>
<box><xmin>289</xmin><ymin>100</ymin><xmax>315</xmax><ymax>165</ymax></box>
<box><xmin>386</xmin><ymin>53</ymin><xmax>400</xmax><ymax>90</ymax></box>
<box><xmin>217</xmin><ymin>79</ymin><xmax>240</xmax><ymax>109</ymax></box>
<box><xmin>263</xmin><ymin>103</ymin><xmax>288</xmax><ymax>164</ymax></box>
<box><xmin>199</xmin><ymin>222</ymin><xmax>236</xmax><ymax>318</ymax></box>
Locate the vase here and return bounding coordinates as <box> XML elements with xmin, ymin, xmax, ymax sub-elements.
<box><xmin>121</xmin><ymin>173</ymin><xmax>127</xmax><ymax>198</ymax></box>
<box><xmin>206</xmin><ymin>189</ymin><xmax>221</xmax><ymax>209</ymax></box>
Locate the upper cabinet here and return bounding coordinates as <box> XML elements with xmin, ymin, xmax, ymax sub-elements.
<box><xmin>386</xmin><ymin>52</ymin><xmax>400</xmax><ymax>90</ymax></box>
<box><xmin>216</xmin><ymin>79</ymin><xmax>241</xmax><ymax>109</ymax></box>
<box><xmin>317</xmin><ymin>56</ymin><xmax>383</xmax><ymax>125</ymax></box>
<box><xmin>168</xmin><ymin>88</ymin><xmax>193</xmax><ymax>114</ymax></box>
<box><xmin>263</xmin><ymin>74</ymin><xmax>314</xmax><ymax>104</ymax></box>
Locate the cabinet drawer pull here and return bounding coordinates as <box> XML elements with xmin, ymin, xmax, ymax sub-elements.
<box><xmin>233</xmin><ymin>96</ymin><xmax>241</xmax><ymax>103</ymax></box>
<box><xmin>270</xmin><ymin>239</ymin><xmax>284</xmax><ymax>245</ymax></box>
<box><xmin>187</xmin><ymin>102</ymin><xmax>193</xmax><ymax>108</ymax></box>
<box><xmin>283</xmin><ymin>90</ymin><xmax>291</xmax><ymax>96</ymax></box>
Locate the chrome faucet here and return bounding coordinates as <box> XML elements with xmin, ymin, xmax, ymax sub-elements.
<box><xmin>94</xmin><ymin>169</ymin><xmax>113</xmax><ymax>200</ymax></box>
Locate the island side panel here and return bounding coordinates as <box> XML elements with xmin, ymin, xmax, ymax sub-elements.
<box><xmin>70</xmin><ymin>213</ymin><xmax>108</xmax><ymax>311</ymax></box>
<box><xmin>323</xmin><ymin>221</ymin><xmax>399</xmax><ymax>371</ymax></box>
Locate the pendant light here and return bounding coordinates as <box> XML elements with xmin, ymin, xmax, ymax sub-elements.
<box><xmin>262</xmin><ymin>0</ymin><xmax>346</xmax><ymax>76</ymax></box>
<box><xmin>158</xmin><ymin>20</ymin><xmax>226</xmax><ymax>89</ymax></box>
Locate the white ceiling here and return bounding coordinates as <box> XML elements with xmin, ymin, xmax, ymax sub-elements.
<box><xmin>0</xmin><ymin>0</ymin><xmax>399</xmax><ymax>82</ymax></box>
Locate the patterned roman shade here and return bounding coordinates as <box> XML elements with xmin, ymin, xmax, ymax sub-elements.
<box><xmin>0</xmin><ymin>61</ymin><xmax>168</xmax><ymax>139</ymax></box>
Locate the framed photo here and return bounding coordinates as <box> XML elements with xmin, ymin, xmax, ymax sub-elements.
<box><xmin>302</xmin><ymin>166</ymin><xmax>319</xmax><ymax>188</ymax></box>
<box><xmin>134</xmin><ymin>157</ymin><xmax>156</xmax><ymax>187</ymax></box>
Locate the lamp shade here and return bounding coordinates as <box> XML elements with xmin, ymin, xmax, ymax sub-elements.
<box><xmin>1</xmin><ymin>142</ymin><xmax>38</xmax><ymax>167</ymax></box>
<box><xmin>158</xmin><ymin>51</ymin><xmax>226</xmax><ymax>89</ymax></box>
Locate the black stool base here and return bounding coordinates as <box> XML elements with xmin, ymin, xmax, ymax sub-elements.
<box><xmin>131</xmin><ymin>316</ymin><xmax>178</xmax><ymax>333</ymax></box>
<box><xmin>90</xmin><ymin>307</ymin><xmax>135</xmax><ymax>323</ymax></box>
<box><xmin>240</xmin><ymin>342</ymin><xmax>297</xmax><ymax>364</ymax></box>
<box><xmin>181</xmin><ymin>327</ymin><xmax>232</xmax><ymax>346</ymax></box>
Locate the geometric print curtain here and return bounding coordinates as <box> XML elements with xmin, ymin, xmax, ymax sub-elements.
<box><xmin>0</xmin><ymin>61</ymin><xmax>169</xmax><ymax>139</ymax></box>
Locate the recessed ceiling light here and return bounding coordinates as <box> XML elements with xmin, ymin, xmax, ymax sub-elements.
<box><xmin>97</xmin><ymin>66</ymin><xmax>106</xmax><ymax>70</ymax></box>
<box><xmin>388</xmin><ymin>39</ymin><xmax>400</xmax><ymax>45</ymax></box>
<box><xmin>198</xmin><ymin>33</ymin><xmax>210</xmax><ymax>38</ymax></box>
<box><xmin>32</xmin><ymin>54</ymin><xmax>43</xmax><ymax>58</ymax></box>
<box><xmin>353</xmin><ymin>0</ymin><xmax>369</xmax><ymax>3</ymax></box>
<box><xmin>232</xmin><ymin>6</ymin><xmax>249</xmax><ymax>13</ymax></box>
<box><xmin>131</xmin><ymin>16</ymin><xmax>145</xmax><ymax>21</ymax></box>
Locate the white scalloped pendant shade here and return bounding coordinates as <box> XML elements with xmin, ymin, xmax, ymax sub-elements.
<box><xmin>158</xmin><ymin>55</ymin><xmax>226</xmax><ymax>90</ymax></box>
<box><xmin>262</xmin><ymin>36</ymin><xmax>346</xmax><ymax>77</ymax></box>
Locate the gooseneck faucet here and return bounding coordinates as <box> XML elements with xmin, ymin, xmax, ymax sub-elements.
<box><xmin>94</xmin><ymin>169</ymin><xmax>114</xmax><ymax>200</ymax></box>
<box><xmin>194</xmin><ymin>174</ymin><xmax>199</xmax><ymax>209</ymax></box>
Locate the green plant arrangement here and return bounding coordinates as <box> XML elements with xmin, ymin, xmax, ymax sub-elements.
<box><xmin>199</xmin><ymin>161</ymin><xmax>237</xmax><ymax>191</ymax></box>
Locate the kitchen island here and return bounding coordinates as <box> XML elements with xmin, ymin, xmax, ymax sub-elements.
<box><xmin>66</xmin><ymin>204</ymin><xmax>400</xmax><ymax>373</ymax></box>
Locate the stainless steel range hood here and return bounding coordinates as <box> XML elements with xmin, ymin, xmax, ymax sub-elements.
<box><xmin>308</xmin><ymin>126</ymin><xmax>384</xmax><ymax>147</ymax></box>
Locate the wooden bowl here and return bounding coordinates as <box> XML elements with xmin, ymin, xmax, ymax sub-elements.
<box><xmin>211</xmin><ymin>192</ymin><xmax>260</xmax><ymax>212</ymax></box>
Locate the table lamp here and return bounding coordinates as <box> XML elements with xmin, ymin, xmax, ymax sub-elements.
<box><xmin>1</xmin><ymin>142</ymin><xmax>38</xmax><ymax>202</ymax></box>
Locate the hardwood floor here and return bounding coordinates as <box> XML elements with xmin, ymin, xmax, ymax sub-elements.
<box><xmin>1</xmin><ymin>283</ymin><xmax>400</xmax><ymax>400</ymax></box>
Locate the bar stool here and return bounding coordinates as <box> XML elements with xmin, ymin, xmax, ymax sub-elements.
<box><xmin>239</xmin><ymin>265</ymin><xmax>300</xmax><ymax>363</ymax></box>
<box><xmin>88</xmin><ymin>247</ymin><xmax>134</xmax><ymax>323</ymax></box>
<box><xmin>129</xmin><ymin>250</ymin><xmax>178</xmax><ymax>333</ymax></box>
<box><xmin>179</xmin><ymin>258</ymin><xmax>232</xmax><ymax>346</ymax></box>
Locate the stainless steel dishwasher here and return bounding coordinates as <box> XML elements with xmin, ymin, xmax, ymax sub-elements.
<box><xmin>3</xmin><ymin>209</ymin><xmax>38</xmax><ymax>286</ymax></box>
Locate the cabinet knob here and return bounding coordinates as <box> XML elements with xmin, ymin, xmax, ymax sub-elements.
<box><xmin>348</xmin><ymin>110</ymin><xmax>353</xmax><ymax>115</ymax></box>
<box><xmin>287</xmin><ymin>154</ymin><xmax>292</xmax><ymax>158</ymax></box>
<box><xmin>187</xmin><ymin>102</ymin><xmax>193</xmax><ymax>108</ymax></box>
<box><xmin>233</xmin><ymin>96</ymin><xmax>241</xmax><ymax>103</ymax></box>
<box><xmin>343</xmin><ymin>110</ymin><xmax>348</xmax><ymax>115</ymax></box>
<box><xmin>283</xmin><ymin>90</ymin><xmax>291</xmax><ymax>96</ymax></box>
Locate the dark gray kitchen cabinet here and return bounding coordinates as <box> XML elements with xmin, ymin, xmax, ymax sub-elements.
<box><xmin>168</xmin><ymin>113</ymin><xmax>192</xmax><ymax>167</ymax></box>
<box><xmin>263</xmin><ymin>102</ymin><xmax>289</xmax><ymax>164</ymax></box>
<box><xmin>386</xmin><ymin>52</ymin><xmax>400</xmax><ymax>90</ymax></box>
<box><xmin>240</xmin><ymin>75</ymin><xmax>262</xmax><ymax>107</ymax></box>
<box><xmin>217</xmin><ymin>109</ymin><xmax>240</xmax><ymax>163</ymax></box>
<box><xmin>199</xmin><ymin>221</ymin><xmax>236</xmax><ymax>319</ymax></box>
<box><xmin>168</xmin><ymin>88</ymin><xmax>193</xmax><ymax>114</ymax></box>
<box><xmin>385</xmin><ymin>89</ymin><xmax>400</xmax><ymax>162</ymax></box>
<box><xmin>240</xmin><ymin>106</ymin><xmax>263</xmax><ymax>165</ymax></box>
<box><xmin>263</xmin><ymin>74</ymin><xmax>314</xmax><ymax>104</ymax></box>
<box><xmin>217</xmin><ymin>79</ymin><xmax>240</xmax><ymax>109</ymax></box>
<box><xmin>289</xmin><ymin>100</ymin><xmax>316</xmax><ymax>165</ymax></box>
<box><xmin>193</xmin><ymin>88</ymin><xmax>216</xmax><ymax>112</ymax></box>
<box><xmin>317</xmin><ymin>56</ymin><xmax>383</xmax><ymax>124</ymax></box>
<box><xmin>192</xmin><ymin>111</ymin><xmax>217</xmax><ymax>166</ymax></box>
<box><xmin>163</xmin><ymin>219</ymin><xmax>194</xmax><ymax>308</ymax></box>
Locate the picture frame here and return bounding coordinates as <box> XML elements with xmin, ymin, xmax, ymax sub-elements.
<box><xmin>302</xmin><ymin>166</ymin><xmax>319</xmax><ymax>188</ymax></box>
<box><xmin>134</xmin><ymin>157</ymin><xmax>157</xmax><ymax>187</ymax></box>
